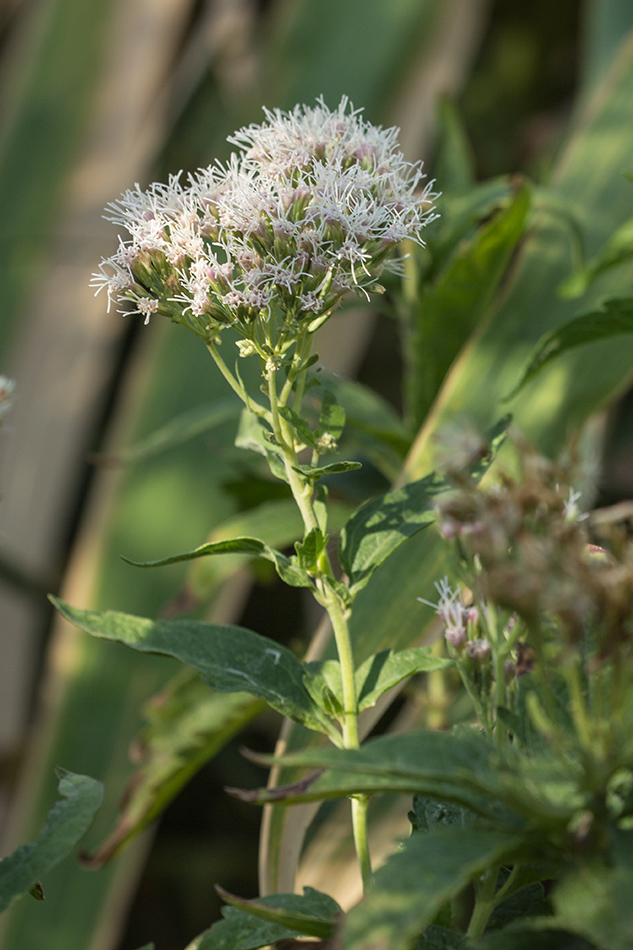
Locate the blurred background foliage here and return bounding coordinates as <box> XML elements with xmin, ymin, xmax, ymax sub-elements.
<box><xmin>1</xmin><ymin>1</ymin><xmax>633</xmax><ymax>949</ymax></box>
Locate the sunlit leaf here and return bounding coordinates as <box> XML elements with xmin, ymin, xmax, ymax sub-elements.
<box><xmin>50</xmin><ymin>599</ymin><xmax>335</xmax><ymax>737</ymax></box>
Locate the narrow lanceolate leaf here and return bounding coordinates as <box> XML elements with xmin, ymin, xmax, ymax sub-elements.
<box><xmin>315</xmin><ymin>389</ymin><xmax>346</xmax><ymax>442</ymax></box>
<box><xmin>231</xmin><ymin>730</ymin><xmax>510</xmax><ymax>821</ymax></box>
<box><xmin>407</xmin><ymin>187</ymin><xmax>531</xmax><ymax>429</ymax></box>
<box><xmin>342</xmin><ymin>828</ymin><xmax>521</xmax><ymax>950</ymax></box>
<box><xmin>96</xmin><ymin>398</ymin><xmax>241</xmax><ymax>465</ymax></box>
<box><xmin>294</xmin><ymin>460</ymin><xmax>362</xmax><ymax>480</ymax></box>
<box><xmin>50</xmin><ymin>599</ymin><xmax>335</xmax><ymax>737</ymax></box>
<box><xmin>122</xmin><ymin>536</ymin><xmax>314</xmax><ymax>589</ymax></box>
<box><xmin>506</xmin><ymin>296</ymin><xmax>633</xmax><ymax>400</ymax></box>
<box><xmin>355</xmin><ymin>647</ymin><xmax>453</xmax><ymax>711</ymax></box>
<box><xmin>82</xmin><ymin>674</ymin><xmax>263</xmax><ymax>867</ymax></box>
<box><xmin>339</xmin><ymin>415</ymin><xmax>510</xmax><ymax>594</ymax></box>
<box><xmin>0</xmin><ymin>770</ymin><xmax>103</xmax><ymax>913</ymax></box>
<box><xmin>190</xmin><ymin>887</ymin><xmax>341</xmax><ymax>949</ymax></box>
<box><xmin>558</xmin><ymin>214</ymin><xmax>633</xmax><ymax>298</ymax></box>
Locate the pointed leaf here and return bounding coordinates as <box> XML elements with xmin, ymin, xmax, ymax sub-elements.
<box><xmin>294</xmin><ymin>460</ymin><xmax>362</xmax><ymax>480</ymax></box>
<box><xmin>433</xmin><ymin>96</ymin><xmax>476</xmax><ymax>193</ymax></box>
<box><xmin>506</xmin><ymin>296</ymin><xmax>633</xmax><ymax>399</ymax></box>
<box><xmin>0</xmin><ymin>770</ymin><xmax>103</xmax><ymax>913</ymax></box>
<box><xmin>406</xmin><ymin>187</ymin><xmax>531</xmax><ymax>429</ymax></box>
<box><xmin>188</xmin><ymin>887</ymin><xmax>340</xmax><ymax>949</ymax></box>
<box><xmin>98</xmin><ymin>398</ymin><xmax>240</xmax><ymax>465</ymax></box>
<box><xmin>339</xmin><ymin>416</ymin><xmax>510</xmax><ymax>594</ymax></box>
<box><xmin>342</xmin><ymin>827</ymin><xmax>520</xmax><ymax>950</ymax></box>
<box><xmin>559</xmin><ymin>213</ymin><xmax>633</xmax><ymax>298</ymax></box>
<box><xmin>216</xmin><ymin>885</ymin><xmax>340</xmax><ymax>939</ymax></box>
<box><xmin>122</xmin><ymin>537</ymin><xmax>314</xmax><ymax>589</ymax></box>
<box><xmin>50</xmin><ymin>599</ymin><xmax>334</xmax><ymax>736</ymax></box>
<box><xmin>356</xmin><ymin>648</ymin><xmax>453</xmax><ymax>712</ymax></box>
<box><xmin>82</xmin><ymin>674</ymin><xmax>263</xmax><ymax>867</ymax></box>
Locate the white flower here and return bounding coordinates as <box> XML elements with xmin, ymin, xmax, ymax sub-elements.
<box><xmin>92</xmin><ymin>96</ymin><xmax>438</xmax><ymax>340</ymax></box>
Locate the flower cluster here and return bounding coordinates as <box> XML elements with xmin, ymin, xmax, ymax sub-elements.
<box><xmin>91</xmin><ymin>97</ymin><xmax>437</xmax><ymax>345</ymax></box>
<box><xmin>434</xmin><ymin>436</ymin><xmax>633</xmax><ymax>658</ymax></box>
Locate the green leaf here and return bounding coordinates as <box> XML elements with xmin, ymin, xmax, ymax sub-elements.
<box><xmin>506</xmin><ymin>296</ymin><xmax>633</xmax><ymax>400</ymax></box>
<box><xmin>339</xmin><ymin>416</ymin><xmax>510</xmax><ymax>594</ymax></box>
<box><xmin>98</xmin><ymin>398</ymin><xmax>241</xmax><ymax>465</ymax></box>
<box><xmin>122</xmin><ymin>536</ymin><xmax>314</xmax><ymax>590</ymax></box>
<box><xmin>342</xmin><ymin>827</ymin><xmax>520</xmax><ymax>950</ymax></box>
<box><xmin>188</xmin><ymin>887</ymin><xmax>341</xmax><ymax>949</ymax></box>
<box><xmin>406</xmin><ymin>187</ymin><xmax>531</xmax><ymax>430</ymax></box>
<box><xmin>303</xmin><ymin>659</ymin><xmax>344</xmax><ymax>718</ymax></box>
<box><xmin>294</xmin><ymin>460</ymin><xmax>362</xmax><ymax>480</ymax></box>
<box><xmin>0</xmin><ymin>770</ymin><xmax>103</xmax><ymax>913</ymax></box>
<box><xmin>559</xmin><ymin>213</ymin><xmax>633</xmax><ymax>298</ymax></box>
<box><xmin>81</xmin><ymin>673</ymin><xmax>263</xmax><ymax>867</ymax></box>
<box><xmin>278</xmin><ymin>405</ymin><xmax>318</xmax><ymax>449</ymax></box>
<box><xmin>231</xmin><ymin>730</ymin><xmax>513</xmax><ymax>821</ymax></box>
<box><xmin>355</xmin><ymin>648</ymin><xmax>453</xmax><ymax>711</ymax></box>
<box><xmin>552</xmin><ymin>835</ymin><xmax>633</xmax><ymax>950</ymax></box>
<box><xmin>413</xmin><ymin>925</ymin><xmax>466</xmax><ymax>950</ymax></box>
<box><xmin>235</xmin><ymin>410</ymin><xmax>288</xmax><ymax>481</ymax></box>
<box><xmin>50</xmin><ymin>598</ymin><xmax>335</xmax><ymax>737</ymax></box>
<box><xmin>473</xmin><ymin>923</ymin><xmax>593</xmax><ymax>950</ymax></box>
<box><xmin>315</xmin><ymin>390</ymin><xmax>346</xmax><ymax>442</ymax></box>
<box><xmin>216</xmin><ymin>885</ymin><xmax>341</xmax><ymax>939</ymax></box>
<box><xmin>294</xmin><ymin>528</ymin><xmax>327</xmax><ymax>574</ymax></box>
<box><xmin>432</xmin><ymin>96</ymin><xmax>476</xmax><ymax>194</ymax></box>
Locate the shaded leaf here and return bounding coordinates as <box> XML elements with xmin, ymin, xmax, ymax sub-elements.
<box><xmin>0</xmin><ymin>770</ymin><xmax>103</xmax><ymax>913</ymax></box>
<box><xmin>413</xmin><ymin>925</ymin><xmax>466</xmax><ymax>949</ymax></box>
<box><xmin>506</xmin><ymin>296</ymin><xmax>633</xmax><ymax>399</ymax></box>
<box><xmin>97</xmin><ymin>398</ymin><xmax>241</xmax><ymax>465</ymax></box>
<box><xmin>216</xmin><ymin>885</ymin><xmax>340</xmax><ymax>939</ymax></box>
<box><xmin>50</xmin><ymin>599</ymin><xmax>335</xmax><ymax>737</ymax></box>
<box><xmin>339</xmin><ymin>416</ymin><xmax>510</xmax><ymax>594</ymax></box>
<box><xmin>278</xmin><ymin>405</ymin><xmax>318</xmax><ymax>449</ymax></box>
<box><xmin>342</xmin><ymin>827</ymin><xmax>520</xmax><ymax>950</ymax></box>
<box><xmin>356</xmin><ymin>648</ymin><xmax>453</xmax><ymax>711</ymax></box>
<box><xmin>188</xmin><ymin>887</ymin><xmax>340</xmax><ymax>949</ymax></box>
<box><xmin>432</xmin><ymin>96</ymin><xmax>476</xmax><ymax>194</ymax></box>
<box><xmin>82</xmin><ymin>673</ymin><xmax>263</xmax><ymax>867</ymax></box>
<box><xmin>315</xmin><ymin>390</ymin><xmax>346</xmax><ymax>442</ymax></box>
<box><xmin>559</xmin><ymin>213</ymin><xmax>633</xmax><ymax>298</ymax></box>
<box><xmin>473</xmin><ymin>923</ymin><xmax>594</xmax><ymax>950</ymax></box>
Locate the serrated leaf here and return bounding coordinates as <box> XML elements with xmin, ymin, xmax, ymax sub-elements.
<box><xmin>0</xmin><ymin>770</ymin><xmax>103</xmax><ymax>913</ymax></box>
<box><xmin>187</xmin><ymin>887</ymin><xmax>340</xmax><ymax>949</ymax></box>
<box><xmin>506</xmin><ymin>296</ymin><xmax>633</xmax><ymax>399</ymax></box>
<box><xmin>50</xmin><ymin>599</ymin><xmax>335</xmax><ymax>737</ymax></box>
<box><xmin>356</xmin><ymin>648</ymin><xmax>453</xmax><ymax>711</ymax></box>
<box><xmin>339</xmin><ymin>416</ymin><xmax>510</xmax><ymax>594</ymax></box>
<box><xmin>342</xmin><ymin>827</ymin><xmax>521</xmax><ymax>950</ymax></box>
<box><xmin>122</xmin><ymin>536</ymin><xmax>314</xmax><ymax>589</ymax></box>
<box><xmin>82</xmin><ymin>673</ymin><xmax>263</xmax><ymax>867</ymax></box>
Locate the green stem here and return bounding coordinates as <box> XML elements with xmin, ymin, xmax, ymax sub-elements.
<box><xmin>466</xmin><ymin>866</ymin><xmax>499</xmax><ymax>939</ymax></box>
<box><xmin>267</xmin><ymin>358</ymin><xmax>372</xmax><ymax>888</ymax></box>
<box><xmin>207</xmin><ymin>342</ymin><xmax>266</xmax><ymax>414</ymax></box>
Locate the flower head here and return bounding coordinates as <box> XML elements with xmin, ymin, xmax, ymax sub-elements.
<box><xmin>92</xmin><ymin>97</ymin><xmax>437</xmax><ymax>343</ymax></box>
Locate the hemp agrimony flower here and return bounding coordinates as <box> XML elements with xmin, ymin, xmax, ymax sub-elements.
<box><xmin>91</xmin><ymin>96</ymin><xmax>437</xmax><ymax>346</ymax></box>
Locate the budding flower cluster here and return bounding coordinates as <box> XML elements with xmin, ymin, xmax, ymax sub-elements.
<box><xmin>435</xmin><ymin>436</ymin><xmax>633</xmax><ymax>656</ymax></box>
<box><xmin>92</xmin><ymin>97</ymin><xmax>437</xmax><ymax>343</ymax></box>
